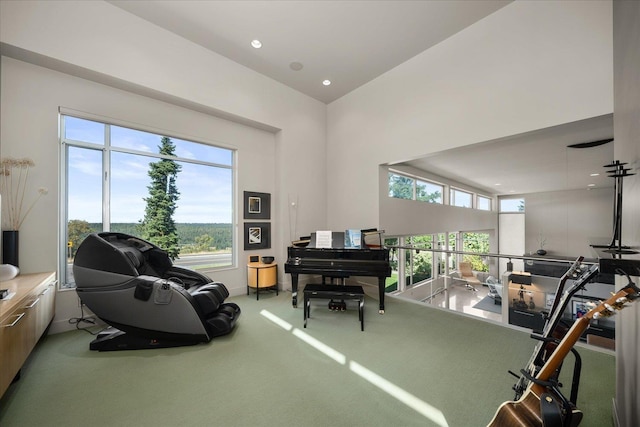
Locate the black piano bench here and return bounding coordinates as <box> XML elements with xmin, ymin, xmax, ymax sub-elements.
<box><xmin>303</xmin><ymin>284</ymin><xmax>365</xmax><ymax>331</ymax></box>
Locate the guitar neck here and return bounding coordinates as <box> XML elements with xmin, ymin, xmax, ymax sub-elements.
<box><xmin>530</xmin><ymin>316</ymin><xmax>591</xmax><ymax>396</ymax></box>
<box><xmin>548</xmin><ymin>257</ymin><xmax>584</xmax><ymax>315</ymax></box>
<box><xmin>514</xmin><ymin>262</ymin><xmax>597</xmax><ymax>397</ymax></box>
<box><xmin>531</xmin><ymin>282</ymin><xmax>640</xmax><ymax>395</ymax></box>
<box><xmin>535</xmin><ymin>264</ymin><xmax>598</xmax><ymax>354</ymax></box>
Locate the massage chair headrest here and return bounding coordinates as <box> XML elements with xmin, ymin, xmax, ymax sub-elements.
<box><xmin>74</xmin><ymin>232</ymin><xmax>172</xmax><ymax>279</ymax></box>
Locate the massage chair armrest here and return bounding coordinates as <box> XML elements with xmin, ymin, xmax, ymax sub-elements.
<box><xmin>195</xmin><ymin>282</ymin><xmax>229</xmax><ymax>299</ymax></box>
<box><xmin>164</xmin><ymin>266</ymin><xmax>212</xmax><ymax>289</ymax></box>
<box><xmin>132</xmin><ymin>275</ymin><xmax>183</xmax><ymax>301</ymax></box>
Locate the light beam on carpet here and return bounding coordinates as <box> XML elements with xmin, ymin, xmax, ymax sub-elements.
<box><xmin>292</xmin><ymin>328</ymin><xmax>346</xmax><ymax>365</ymax></box>
<box><xmin>260</xmin><ymin>309</ymin><xmax>293</xmax><ymax>331</ymax></box>
<box><xmin>350</xmin><ymin>361</ymin><xmax>449</xmax><ymax>427</ymax></box>
<box><xmin>259</xmin><ymin>310</ymin><xmax>449</xmax><ymax>425</ymax></box>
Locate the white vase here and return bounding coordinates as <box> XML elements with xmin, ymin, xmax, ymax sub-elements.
<box><xmin>0</xmin><ymin>264</ymin><xmax>19</xmax><ymax>281</ymax></box>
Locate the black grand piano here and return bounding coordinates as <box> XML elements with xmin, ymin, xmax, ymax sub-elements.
<box><xmin>284</xmin><ymin>234</ymin><xmax>391</xmax><ymax>313</ymax></box>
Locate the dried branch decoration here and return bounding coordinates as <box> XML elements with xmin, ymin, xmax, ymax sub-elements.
<box><xmin>0</xmin><ymin>157</ymin><xmax>48</xmax><ymax>230</ymax></box>
<box><xmin>537</xmin><ymin>231</ymin><xmax>547</xmax><ymax>249</ymax></box>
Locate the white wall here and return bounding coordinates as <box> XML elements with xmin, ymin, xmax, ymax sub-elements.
<box><xmin>0</xmin><ymin>56</ymin><xmax>279</xmax><ymax>332</ymax></box>
<box><xmin>326</xmin><ymin>0</ymin><xmax>613</xmax><ymax>231</ymax></box>
<box><xmin>524</xmin><ymin>188</ymin><xmax>613</xmax><ymax>257</ymax></box>
<box><xmin>0</xmin><ymin>0</ymin><xmax>328</xmax><ymax>270</ymax></box>
<box><xmin>499</xmin><ymin>213</ymin><xmax>525</xmax><ymax>273</ymax></box>
<box><xmin>380</xmin><ymin>164</ymin><xmax>498</xmax><ymax>238</ymax></box>
<box><xmin>613</xmin><ymin>1</ymin><xmax>640</xmax><ymax>425</ymax></box>
<box><xmin>0</xmin><ymin>1</ymin><xmax>621</xmax><ymax>339</ymax></box>
<box><xmin>0</xmin><ymin>0</ymin><xmax>327</xmax><ymax>332</ymax></box>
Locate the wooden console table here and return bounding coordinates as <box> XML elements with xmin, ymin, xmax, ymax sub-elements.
<box><xmin>1</xmin><ymin>272</ymin><xmax>56</xmax><ymax>398</ymax></box>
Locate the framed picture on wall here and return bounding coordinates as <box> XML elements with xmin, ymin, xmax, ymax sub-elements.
<box><xmin>244</xmin><ymin>222</ymin><xmax>271</xmax><ymax>250</ymax></box>
<box><xmin>572</xmin><ymin>300</ymin><xmax>589</xmax><ymax>319</ymax></box>
<box><xmin>243</xmin><ymin>191</ymin><xmax>271</xmax><ymax>219</ymax></box>
<box><xmin>545</xmin><ymin>293</ymin><xmax>555</xmax><ymax>309</ymax></box>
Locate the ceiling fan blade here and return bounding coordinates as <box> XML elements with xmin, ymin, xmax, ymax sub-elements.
<box><xmin>567</xmin><ymin>138</ymin><xmax>613</xmax><ymax>148</ymax></box>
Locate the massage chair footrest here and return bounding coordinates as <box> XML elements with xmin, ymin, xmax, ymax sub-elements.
<box><xmin>205</xmin><ymin>302</ymin><xmax>241</xmax><ymax>338</ymax></box>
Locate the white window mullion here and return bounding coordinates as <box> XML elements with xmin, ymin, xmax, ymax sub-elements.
<box><xmin>102</xmin><ymin>125</ymin><xmax>111</xmax><ymax>231</ymax></box>
<box><xmin>59</xmin><ymin>116</ymin><xmax>69</xmax><ymax>288</ymax></box>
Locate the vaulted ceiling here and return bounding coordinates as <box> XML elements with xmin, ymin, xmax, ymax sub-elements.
<box><xmin>108</xmin><ymin>0</ymin><xmax>512</xmax><ymax>104</ymax></box>
<box><xmin>108</xmin><ymin>1</ymin><xmax>613</xmax><ymax>196</ymax></box>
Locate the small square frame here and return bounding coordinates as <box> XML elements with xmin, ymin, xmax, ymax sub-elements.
<box><xmin>572</xmin><ymin>300</ymin><xmax>589</xmax><ymax>319</ymax></box>
<box><xmin>545</xmin><ymin>293</ymin><xmax>555</xmax><ymax>309</ymax></box>
<box><xmin>244</xmin><ymin>222</ymin><xmax>271</xmax><ymax>250</ymax></box>
<box><xmin>244</xmin><ymin>191</ymin><xmax>271</xmax><ymax>219</ymax></box>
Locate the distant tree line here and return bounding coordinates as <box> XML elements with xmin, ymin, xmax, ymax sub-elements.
<box><xmin>67</xmin><ymin>220</ymin><xmax>232</xmax><ymax>258</ymax></box>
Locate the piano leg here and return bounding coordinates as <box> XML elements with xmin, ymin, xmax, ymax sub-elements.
<box><xmin>378</xmin><ymin>277</ymin><xmax>385</xmax><ymax>314</ymax></box>
<box><xmin>291</xmin><ymin>273</ymin><xmax>299</xmax><ymax>308</ymax></box>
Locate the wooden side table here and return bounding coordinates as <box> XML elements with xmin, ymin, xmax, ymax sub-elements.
<box><xmin>247</xmin><ymin>257</ymin><xmax>278</xmax><ymax>300</ymax></box>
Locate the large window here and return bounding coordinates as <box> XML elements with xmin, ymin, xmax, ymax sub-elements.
<box><xmin>477</xmin><ymin>195</ymin><xmax>491</xmax><ymax>211</ymax></box>
<box><xmin>406</xmin><ymin>235</ymin><xmax>434</xmax><ymax>287</ymax></box>
<box><xmin>388</xmin><ymin>170</ymin><xmax>498</xmax><ymax>213</ymax></box>
<box><xmin>462</xmin><ymin>232</ymin><xmax>489</xmax><ymax>272</ymax></box>
<box><xmin>388</xmin><ymin>173</ymin><xmax>415</xmax><ymax>200</ymax></box>
<box><xmin>387</xmin><ymin>172</ymin><xmax>442</xmax><ymax>204</ymax></box>
<box><xmin>450</xmin><ymin>188</ymin><xmax>472</xmax><ymax>208</ymax></box>
<box><xmin>61</xmin><ymin>115</ymin><xmax>235</xmax><ymax>288</ymax></box>
<box><xmin>416</xmin><ymin>180</ymin><xmax>443</xmax><ymax>204</ymax></box>
<box><xmin>499</xmin><ymin>198</ymin><xmax>525</xmax><ymax>212</ymax></box>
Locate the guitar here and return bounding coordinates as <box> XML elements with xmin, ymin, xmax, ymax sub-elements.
<box><xmin>489</xmin><ymin>282</ymin><xmax>640</xmax><ymax>427</ymax></box>
<box><xmin>512</xmin><ymin>258</ymin><xmax>598</xmax><ymax>399</ymax></box>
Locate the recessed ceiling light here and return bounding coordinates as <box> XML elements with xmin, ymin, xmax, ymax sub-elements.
<box><xmin>494</xmin><ymin>183</ymin><xmax>501</xmax><ymax>186</ymax></box>
<box><xmin>322</xmin><ymin>80</ymin><xmax>331</xmax><ymax>86</ymax></box>
<box><xmin>588</xmin><ymin>183</ymin><xmax>596</xmax><ymax>187</ymax></box>
<box><xmin>590</xmin><ymin>173</ymin><xmax>600</xmax><ymax>177</ymax></box>
<box><xmin>251</xmin><ymin>40</ymin><xmax>262</xmax><ymax>49</ymax></box>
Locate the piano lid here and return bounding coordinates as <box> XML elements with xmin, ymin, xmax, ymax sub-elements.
<box><xmin>287</xmin><ymin>245</ymin><xmax>390</xmax><ymax>261</ymax></box>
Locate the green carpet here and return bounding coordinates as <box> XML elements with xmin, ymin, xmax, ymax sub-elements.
<box><xmin>0</xmin><ymin>290</ymin><xmax>615</xmax><ymax>426</ymax></box>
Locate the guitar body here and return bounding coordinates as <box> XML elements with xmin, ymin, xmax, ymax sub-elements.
<box><xmin>488</xmin><ymin>390</ymin><xmax>583</xmax><ymax>427</ymax></box>
<box><xmin>492</xmin><ymin>281</ymin><xmax>640</xmax><ymax>427</ymax></box>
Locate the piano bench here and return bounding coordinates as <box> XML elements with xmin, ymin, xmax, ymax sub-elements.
<box><xmin>303</xmin><ymin>284</ymin><xmax>365</xmax><ymax>331</ymax></box>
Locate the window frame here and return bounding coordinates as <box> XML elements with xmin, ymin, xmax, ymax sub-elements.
<box><xmin>499</xmin><ymin>197</ymin><xmax>526</xmax><ymax>213</ymax></box>
<box><xmin>59</xmin><ymin>112</ymin><xmax>236</xmax><ymax>289</ymax></box>
<box><xmin>388</xmin><ymin>172</ymin><xmax>416</xmax><ymax>200</ymax></box>
<box><xmin>476</xmin><ymin>195</ymin><xmax>492</xmax><ymax>211</ymax></box>
<box><xmin>450</xmin><ymin>187</ymin><xmax>473</xmax><ymax>208</ymax></box>
<box><xmin>415</xmin><ymin>179</ymin><xmax>444</xmax><ymax>204</ymax></box>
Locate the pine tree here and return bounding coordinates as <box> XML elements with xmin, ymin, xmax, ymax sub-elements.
<box><xmin>140</xmin><ymin>136</ymin><xmax>181</xmax><ymax>259</ymax></box>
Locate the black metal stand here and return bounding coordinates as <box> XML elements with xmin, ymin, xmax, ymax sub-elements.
<box><xmin>594</xmin><ymin>160</ymin><xmax>638</xmax><ymax>255</ymax></box>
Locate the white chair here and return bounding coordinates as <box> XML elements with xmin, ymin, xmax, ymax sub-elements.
<box><xmin>457</xmin><ymin>262</ymin><xmax>481</xmax><ymax>291</ymax></box>
<box><xmin>486</xmin><ymin>276</ymin><xmax>503</xmax><ymax>304</ymax></box>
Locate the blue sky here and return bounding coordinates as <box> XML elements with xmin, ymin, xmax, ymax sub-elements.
<box><xmin>65</xmin><ymin>116</ymin><xmax>233</xmax><ymax>224</ymax></box>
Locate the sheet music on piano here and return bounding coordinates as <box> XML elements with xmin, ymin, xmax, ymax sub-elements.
<box><xmin>309</xmin><ymin>231</ymin><xmax>346</xmax><ymax>249</ymax></box>
<box><xmin>315</xmin><ymin>231</ymin><xmax>333</xmax><ymax>248</ymax></box>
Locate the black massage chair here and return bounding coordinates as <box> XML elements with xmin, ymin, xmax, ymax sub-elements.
<box><xmin>73</xmin><ymin>232</ymin><xmax>240</xmax><ymax>351</ymax></box>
